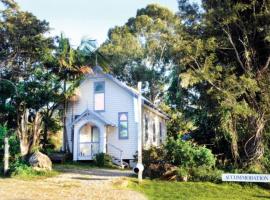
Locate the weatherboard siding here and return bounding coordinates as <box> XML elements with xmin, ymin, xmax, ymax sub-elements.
<box><xmin>66</xmin><ymin>76</ymin><xmax>138</xmax><ymax>159</ymax></box>
<box><xmin>142</xmin><ymin>106</ymin><xmax>167</xmax><ymax>149</ymax></box>
<box><xmin>102</xmin><ymin>77</ymin><xmax>138</xmax><ymax>159</ymax></box>
<box><xmin>66</xmin><ymin>73</ymin><xmax>167</xmax><ymax>160</ymax></box>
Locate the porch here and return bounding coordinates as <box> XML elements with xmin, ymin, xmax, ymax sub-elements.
<box><xmin>69</xmin><ymin>109</ymin><xmax>127</xmax><ymax>167</ymax></box>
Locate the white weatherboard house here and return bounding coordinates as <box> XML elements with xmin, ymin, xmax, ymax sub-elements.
<box><xmin>65</xmin><ymin>66</ymin><xmax>168</xmax><ymax>167</ymax></box>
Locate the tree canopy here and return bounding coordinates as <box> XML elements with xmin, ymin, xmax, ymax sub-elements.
<box><xmin>100</xmin><ymin>4</ymin><xmax>182</xmax><ymax>102</ymax></box>
<box><xmin>175</xmin><ymin>0</ymin><xmax>270</xmax><ymax>166</ymax></box>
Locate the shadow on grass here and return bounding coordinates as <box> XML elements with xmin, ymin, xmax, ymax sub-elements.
<box><xmin>58</xmin><ymin>167</ymin><xmax>133</xmax><ymax>177</ymax></box>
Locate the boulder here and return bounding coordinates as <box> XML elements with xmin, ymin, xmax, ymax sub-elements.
<box><xmin>29</xmin><ymin>151</ymin><xmax>52</xmax><ymax>171</ymax></box>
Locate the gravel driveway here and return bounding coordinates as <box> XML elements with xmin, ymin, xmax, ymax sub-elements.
<box><xmin>0</xmin><ymin>168</ymin><xmax>146</xmax><ymax>200</ymax></box>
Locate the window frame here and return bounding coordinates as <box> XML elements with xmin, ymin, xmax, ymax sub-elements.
<box><xmin>94</xmin><ymin>81</ymin><xmax>105</xmax><ymax>112</ymax></box>
<box><xmin>159</xmin><ymin>122</ymin><xmax>162</xmax><ymax>144</ymax></box>
<box><xmin>118</xmin><ymin>112</ymin><xmax>129</xmax><ymax>139</ymax></box>
<box><xmin>145</xmin><ymin>115</ymin><xmax>149</xmax><ymax>142</ymax></box>
<box><xmin>153</xmin><ymin>120</ymin><xmax>156</xmax><ymax>142</ymax></box>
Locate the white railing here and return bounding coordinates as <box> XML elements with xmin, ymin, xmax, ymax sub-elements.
<box><xmin>78</xmin><ymin>142</ymin><xmax>99</xmax><ymax>158</ymax></box>
<box><xmin>107</xmin><ymin>143</ymin><xmax>123</xmax><ymax>167</ymax></box>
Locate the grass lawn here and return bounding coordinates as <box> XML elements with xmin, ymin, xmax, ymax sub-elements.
<box><xmin>54</xmin><ymin>161</ymin><xmax>97</xmax><ymax>170</ymax></box>
<box><xmin>128</xmin><ymin>178</ymin><xmax>270</xmax><ymax>200</ymax></box>
<box><xmin>11</xmin><ymin>168</ymin><xmax>60</xmax><ymax>180</ymax></box>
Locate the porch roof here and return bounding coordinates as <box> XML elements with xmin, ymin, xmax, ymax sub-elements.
<box><xmin>70</xmin><ymin>109</ymin><xmax>115</xmax><ymax>127</ymax></box>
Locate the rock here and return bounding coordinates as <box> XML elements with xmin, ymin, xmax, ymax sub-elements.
<box><xmin>29</xmin><ymin>151</ymin><xmax>52</xmax><ymax>171</ymax></box>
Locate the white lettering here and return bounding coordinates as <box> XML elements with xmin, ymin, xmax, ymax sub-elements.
<box><xmin>222</xmin><ymin>174</ymin><xmax>270</xmax><ymax>183</ymax></box>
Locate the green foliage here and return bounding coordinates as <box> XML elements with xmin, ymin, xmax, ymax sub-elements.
<box><xmin>262</xmin><ymin>150</ymin><xmax>270</xmax><ymax>173</ymax></box>
<box><xmin>189</xmin><ymin>167</ymin><xmax>223</xmax><ymax>183</ymax></box>
<box><xmin>128</xmin><ymin>178</ymin><xmax>270</xmax><ymax>200</ymax></box>
<box><xmin>177</xmin><ymin>167</ymin><xmax>188</xmax><ymax>178</ymax></box>
<box><xmin>161</xmin><ymin>104</ymin><xmax>196</xmax><ymax>138</ymax></box>
<box><xmin>0</xmin><ymin>124</ymin><xmax>20</xmax><ymax>158</ymax></box>
<box><xmin>100</xmin><ymin>4</ymin><xmax>182</xmax><ymax>101</ymax></box>
<box><xmin>11</xmin><ymin>164</ymin><xmax>58</xmax><ymax>180</ymax></box>
<box><xmin>0</xmin><ymin>1</ymin><xmax>85</xmax><ymax>155</ymax></box>
<box><xmin>9</xmin><ymin>157</ymin><xmax>58</xmax><ymax>179</ymax></box>
<box><xmin>174</xmin><ymin>0</ymin><xmax>270</xmax><ymax>167</ymax></box>
<box><xmin>141</xmin><ymin>146</ymin><xmax>165</xmax><ymax>168</ymax></box>
<box><xmin>94</xmin><ymin>153</ymin><xmax>113</xmax><ymax>168</ymax></box>
<box><xmin>165</xmin><ymin>137</ymin><xmax>216</xmax><ymax>168</ymax></box>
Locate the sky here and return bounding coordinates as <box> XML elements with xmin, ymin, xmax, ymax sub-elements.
<box><xmin>16</xmin><ymin>0</ymin><xmax>179</xmax><ymax>47</ymax></box>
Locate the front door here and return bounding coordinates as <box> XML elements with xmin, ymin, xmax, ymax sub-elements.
<box><xmin>78</xmin><ymin>123</ymin><xmax>99</xmax><ymax>160</ymax></box>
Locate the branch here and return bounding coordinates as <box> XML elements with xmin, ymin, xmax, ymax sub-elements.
<box><xmin>222</xmin><ymin>27</ymin><xmax>246</xmax><ymax>72</ymax></box>
<box><xmin>189</xmin><ymin>56</ymin><xmax>223</xmax><ymax>92</ymax></box>
<box><xmin>261</xmin><ymin>56</ymin><xmax>270</xmax><ymax>72</ymax></box>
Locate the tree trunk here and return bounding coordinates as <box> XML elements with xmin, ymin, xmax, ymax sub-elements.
<box><xmin>63</xmin><ymin>79</ymin><xmax>70</xmax><ymax>153</ymax></box>
<box><xmin>244</xmin><ymin>116</ymin><xmax>265</xmax><ymax>164</ymax></box>
<box><xmin>19</xmin><ymin>139</ymin><xmax>29</xmax><ymax>157</ymax></box>
<box><xmin>18</xmin><ymin>108</ymin><xmax>30</xmax><ymax>157</ymax></box>
<box><xmin>29</xmin><ymin>112</ymin><xmax>42</xmax><ymax>151</ymax></box>
<box><xmin>17</xmin><ymin>109</ymin><xmax>43</xmax><ymax>157</ymax></box>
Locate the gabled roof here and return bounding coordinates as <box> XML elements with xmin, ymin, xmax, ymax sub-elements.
<box><xmin>70</xmin><ymin>109</ymin><xmax>115</xmax><ymax>127</ymax></box>
<box><xmin>83</xmin><ymin>66</ymin><xmax>169</xmax><ymax>119</ymax></box>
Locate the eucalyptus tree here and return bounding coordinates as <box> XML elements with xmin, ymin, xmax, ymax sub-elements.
<box><xmin>100</xmin><ymin>4</ymin><xmax>182</xmax><ymax>102</ymax></box>
<box><xmin>176</xmin><ymin>0</ymin><xmax>270</xmax><ymax>167</ymax></box>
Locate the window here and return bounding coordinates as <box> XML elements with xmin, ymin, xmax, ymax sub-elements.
<box><xmin>159</xmin><ymin>122</ymin><xmax>162</xmax><ymax>144</ymax></box>
<box><xmin>153</xmin><ymin>121</ymin><xmax>156</xmax><ymax>142</ymax></box>
<box><xmin>94</xmin><ymin>82</ymin><xmax>105</xmax><ymax>111</ymax></box>
<box><xmin>145</xmin><ymin>116</ymin><xmax>148</xmax><ymax>142</ymax></box>
<box><xmin>119</xmin><ymin>112</ymin><xmax>128</xmax><ymax>139</ymax></box>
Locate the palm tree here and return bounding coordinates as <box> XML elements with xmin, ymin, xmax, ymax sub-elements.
<box><xmin>54</xmin><ymin>34</ymin><xmax>79</xmax><ymax>153</ymax></box>
<box><xmin>54</xmin><ymin>34</ymin><xmax>101</xmax><ymax>153</ymax></box>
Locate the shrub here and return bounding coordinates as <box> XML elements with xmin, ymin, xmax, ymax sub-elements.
<box><xmin>177</xmin><ymin>167</ymin><xmax>189</xmax><ymax>181</ymax></box>
<box><xmin>189</xmin><ymin>167</ymin><xmax>223</xmax><ymax>183</ymax></box>
<box><xmin>165</xmin><ymin>136</ymin><xmax>216</xmax><ymax>168</ymax></box>
<box><xmin>142</xmin><ymin>146</ymin><xmax>165</xmax><ymax>167</ymax></box>
<box><xmin>177</xmin><ymin>167</ymin><xmax>188</xmax><ymax>178</ymax></box>
<box><xmin>11</xmin><ymin>164</ymin><xmax>58</xmax><ymax>179</ymax></box>
<box><xmin>94</xmin><ymin>153</ymin><xmax>113</xmax><ymax>167</ymax></box>
<box><xmin>262</xmin><ymin>149</ymin><xmax>270</xmax><ymax>173</ymax></box>
<box><xmin>9</xmin><ymin>156</ymin><xmax>58</xmax><ymax>179</ymax></box>
<box><xmin>193</xmin><ymin>146</ymin><xmax>216</xmax><ymax>168</ymax></box>
<box><xmin>0</xmin><ymin>124</ymin><xmax>20</xmax><ymax>158</ymax></box>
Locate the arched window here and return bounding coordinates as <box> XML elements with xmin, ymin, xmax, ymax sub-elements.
<box><xmin>119</xmin><ymin>112</ymin><xmax>128</xmax><ymax>139</ymax></box>
<box><xmin>94</xmin><ymin>81</ymin><xmax>105</xmax><ymax>111</ymax></box>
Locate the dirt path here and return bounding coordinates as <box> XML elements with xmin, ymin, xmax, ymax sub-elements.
<box><xmin>0</xmin><ymin>168</ymin><xmax>146</xmax><ymax>200</ymax></box>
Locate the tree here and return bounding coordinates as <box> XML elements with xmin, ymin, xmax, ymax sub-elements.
<box><xmin>99</xmin><ymin>4</ymin><xmax>182</xmax><ymax>102</ymax></box>
<box><xmin>176</xmin><ymin>0</ymin><xmax>270</xmax><ymax>167</ymax></box>
<box><xmin>0</xmin><ymin>0</ymin><xmax>53</xmax><ymax>81</ymax></box>
<box><xmin>0</xmin><ymin>0</ymin><xmax>62</xmax><ymax>156</ymax></box>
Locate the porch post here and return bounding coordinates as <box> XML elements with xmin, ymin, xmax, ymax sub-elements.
<box><xmin>99</xmin><ymin>126</ymin><xmax>106</xmax><ymax>153</ymax></box>
<box><xmin>73</xmin><ymin>125</ymin><xmax>78</xmax><ymax>161</ymax></box>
